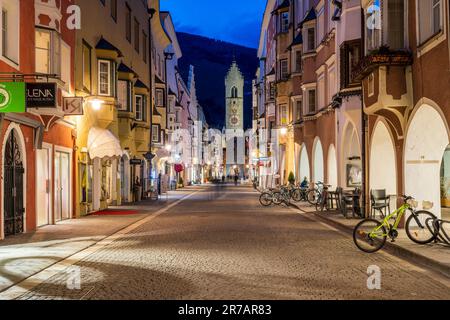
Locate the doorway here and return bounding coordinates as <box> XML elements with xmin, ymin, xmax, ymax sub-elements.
<box><xmin>3</xmin><ymin>129</ymin><xmax>25</xmax><ymax>237</ymax></box>
<box><xmin>54</xmin><ymin>151</ymin><xmax>71</xmax><ymax>222</ymax></box>
<box><xmin>36</xmin><ymin>146</ymin><xmax>52</xmax><ymax>226</ymax></box>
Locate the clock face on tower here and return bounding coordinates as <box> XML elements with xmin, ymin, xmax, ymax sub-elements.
<box><xmin>230</xmin><ymin>115</ymin><xmax>240</xmax><ymax>126</ymax></box>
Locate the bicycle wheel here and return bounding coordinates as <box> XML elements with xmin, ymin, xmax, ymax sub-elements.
<box><xmin>272</xmin><ymin>192</ymin><xmax>282</xmax><ymax>205</ymax></box>
<box><xmin>259</xmin><ymin>193</ymin><xmax>273</xmax><ymax>207</ymax></box>
<box><xmin>307</xmin><ymin>189</ymin><xmax>319</xmax><ymax>205</ymax></box>
<box><xmin>291</xmin><ymin>189</ymin><xmax>302</xmax><ymax>202</ymax></box>
<box><xmin>353</xmin><ymin>219</ymin><xmax>387</xmax><ymax>253</ymax></box>
<box><xmin>405</xmin><ymin>211</ymin><xmax>437</xmax><ymax>245</ymax></box>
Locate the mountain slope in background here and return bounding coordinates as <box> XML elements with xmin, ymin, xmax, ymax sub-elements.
<box><xmin>176</xmin><ymin>32</ymin><xmax>258</xmax><ymax>129</ymax></box>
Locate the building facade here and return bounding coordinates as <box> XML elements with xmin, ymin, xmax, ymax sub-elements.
<box><xmin>256</xmin><ymin>0</ymin><xmax>450</xmax><ymax>219</ymax></box>
<box><xmin>0</xmin><ymin>0</ymin><xmax>76</xmax><ymax>239</ymax></box>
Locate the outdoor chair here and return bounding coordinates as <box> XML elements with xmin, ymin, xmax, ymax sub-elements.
<box><xmin>328</xmin><ymin>187</ymin><xmax>341</xmax><ymax>210</ymax></box>
<box><xmin>339</xmin><ymin>188</ymin><xmax>362</xmax><ymax>219</ymax></box>
<box><xmin>370</xmin><ymin>189</ymin><xmax>391</xmax><ymax>219</ymax></box>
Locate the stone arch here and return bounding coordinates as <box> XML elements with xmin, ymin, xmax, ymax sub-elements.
<box><xmin>312</xmin><ymin>137</ymin><xmax>324</xmax><ymax>183</ymax></box>
<box><xmin>299</xmin><ymin>143</ymin><xmax>310</xmax><ymax>182</ymax></box>
<box><xmin>370</xmin><ymin>120</ymin><xmax>397</xmax><ymax>199</ymax></box>
<box><xmin>404</xmin><ymin>102</ymin><xmax>449</xmax><ymax>217</ymax></box>
<box><xmin>327</xmin><ymin>144</ymin><xmax>338</xmax><ymax>189</ymax></box>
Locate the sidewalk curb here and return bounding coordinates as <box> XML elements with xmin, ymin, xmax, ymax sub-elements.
<box><xmin>312</xmin><ymin>212</ymin><xmax>450</xmax><ymax>279</ymax></box>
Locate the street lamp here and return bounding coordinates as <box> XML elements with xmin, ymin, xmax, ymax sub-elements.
<box><xmin>280</xmin><ymin>127</ymin><xmax>288</xmax><ymax>135</ymax></box>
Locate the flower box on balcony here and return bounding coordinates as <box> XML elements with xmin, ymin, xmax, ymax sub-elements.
<box><xmin>352</xmin><ymin>49</ymin><xmax>413</xmax><ymax>82</ymax></box>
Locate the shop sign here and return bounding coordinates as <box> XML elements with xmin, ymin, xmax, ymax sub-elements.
<box><xmin>0</xmin><ymin>82</ymin><xmax>26</xmax><ymax>113</ymax></box>
<box><xmin>26</xmin><ymin>83</ymin><xmax>57</xmax><ymax>108</ymax></box>
<box><xmin>63</xmin><ymin>97</ymin><xmax>84</xmax><ymax>115</ymax></box>
<box><xmin>130</xmin><ymin>159</ymin><xmax>143</xmax><ymax>165</ymax></box>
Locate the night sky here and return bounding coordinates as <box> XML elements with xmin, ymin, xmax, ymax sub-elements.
<box><xmin>160</xmin><ymin>0</ymin><xmax>266</xmax><ymax>48</ymax></box>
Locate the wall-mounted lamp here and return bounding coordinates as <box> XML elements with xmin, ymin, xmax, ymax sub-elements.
<box><xmin>280</xmin><ymin>127</ymin><xmax>288</xmax><ymax>135</ymax></box>
<box><xmin>90</xmin><ymin>99</ymin><xmax>105</xmax><ymax>111</ymax></box>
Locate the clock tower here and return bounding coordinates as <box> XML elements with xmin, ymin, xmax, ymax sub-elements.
<box><xmin>225</xmin><ymin>61</ymin><xmax>244</xmax><ymax>130</ymax></box>
<box><xmin>224</xmin><ymin>60</ymin><xmax>246</xmax><ymax>179</ymax></box>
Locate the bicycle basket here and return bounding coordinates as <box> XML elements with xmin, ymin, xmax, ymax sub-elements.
<box><xmin>422</xmin><ymin>201</ymin><xmax>434</xmax><ymax>210</ymax></box>
<box><xmin>407</xmin><ymin>199</ymin><xmax>419</xmax><ymax>208</ymax></box>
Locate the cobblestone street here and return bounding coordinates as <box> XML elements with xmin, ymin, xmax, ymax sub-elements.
<box><xmin>7</xmin><ymin>185</ymin><xmax>450</xmax><ymax>300</ymax></box>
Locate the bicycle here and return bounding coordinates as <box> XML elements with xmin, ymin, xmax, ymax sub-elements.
<box><xmin>307</xmin><ymin>182</ymin><xmax>326</xmax><ymax>206</ymax></box>
<box><xmin>315</xmin><ymin>183</ymin><xmax>332</xmax><ymax>211</ymax></box>
<box><xmin>353</xmin><ymin>195</ymin><xmax>437</xmax><ymax>253</ymax></box>
<box><xmin>259</xmin><ymin>190</ymin><xmax>276</xmax><ymax>206</ymax></box>
<box><xmin>272</xmin><ymin>185</ymin><xmax>291</xmax><ymax>206</ymax></box>
<box><xmin>291</xmin><ymin>186</ymin><xmax>309</xmax><ymax>202</ymax></box>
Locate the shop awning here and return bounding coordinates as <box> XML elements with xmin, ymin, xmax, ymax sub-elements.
<box><xmin>87</xmin><ymin>127</ymin><xmax>123</xmax><ymax>159</ymax></box>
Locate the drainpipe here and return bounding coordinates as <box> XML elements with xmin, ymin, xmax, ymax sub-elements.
<box><xmin>148</xmin><ymin>8</ymin><xmax>156</xmax><ymax>184</ymax></box>
<box><xmin>360</xmin><ymin>7</ymin><xmax>369</xmax><ymax>218</ymax></box>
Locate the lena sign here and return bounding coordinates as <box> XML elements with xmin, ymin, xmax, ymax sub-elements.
<box><xmin>26</xmin><ymin>83</ymin><xmax>57</xmax><ymax>108</ymax></box>
<box><xmin>0</xmin><ymin>82</ymin><xmax>26</xmax><ymax>113</ymax></box>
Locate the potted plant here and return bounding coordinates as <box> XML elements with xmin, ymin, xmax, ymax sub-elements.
<box><xmin>288</xmin><ymin>172</ymin><xmax>296</xmax><ymax>185</ymax></box>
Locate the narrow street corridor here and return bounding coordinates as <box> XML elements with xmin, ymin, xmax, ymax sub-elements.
<box><xmin>3</xmin><ymin>185</ymin><xmax>448</xmax><ymax>300</ymax></box>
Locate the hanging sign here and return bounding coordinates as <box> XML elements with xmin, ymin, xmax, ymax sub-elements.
<box><xmin>0</xmin><ymin>82</ymin><xmax>26</xmax><ymax>113</ymax></box>
<box><xmin>130</xmin><ymin>159</ymin><xmax>143</xmax><ymax>165</ymax></box>
<box><xmin>174</xmin><ymin>164</ymin><xmax>184</xmax><ymax>173</ymax></box>
<box><xmin>63</xmin><ymin>97</ymin><xmax>84</xmax><ymax>115</ymax></box>
<box><xmin>26</xmin><ymin>83</ymin><xmax>57</xmax><ymax>108</ymax></box>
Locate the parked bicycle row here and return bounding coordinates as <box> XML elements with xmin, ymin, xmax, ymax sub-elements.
<box><xmin>255</xmin><ymin>182</ymin><xmax>450</xmax><ymax>253</ymax></box>
<box><xmin>257</xmin><ymin>181</ymin><xmax>363</xmax><ymax>218</ymax></box>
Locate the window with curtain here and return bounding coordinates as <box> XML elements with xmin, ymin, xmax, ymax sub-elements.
<box><xmin>418</xmin><ymin>0</ymin><xmax>443</xmax><ymax>45</ymax></box>
<box><xmin>1</xmin><ymin>0</ymin><xmax>19</xmax><ymax>64</ymax></box>
<box><xmin>117</xmin><ymin>80</ymin><xmax>130</xmax><ymax>111</ymax></box>
<box><xmin>35</xmin><ymin>28</ymin><xmax>61</xmax><ymax>76</ymax></box>
<box><xmin>365</xmin><ymin>0</ymin><xmax>381</xmax><ymax>52</ymax></box>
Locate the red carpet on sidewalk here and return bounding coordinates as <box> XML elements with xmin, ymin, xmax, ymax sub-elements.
<box><xmin>91</xmin><ymin>209</ymin><xmax>141</xmax><ymax>216</ymax></box>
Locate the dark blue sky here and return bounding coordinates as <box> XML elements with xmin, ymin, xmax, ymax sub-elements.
<box><xmin>160</xmin><ymin>0</ymin><xmax>266</xmax><ymax>48</ymax></box>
